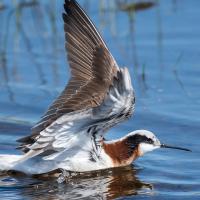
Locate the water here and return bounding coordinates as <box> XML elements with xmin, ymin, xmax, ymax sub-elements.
<box><xmin>0</xmin><ymin>0</ymin><xmax>200</xmax><ymax>199</ymax></box>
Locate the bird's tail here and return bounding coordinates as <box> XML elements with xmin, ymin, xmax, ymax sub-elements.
<box><xmin>0</xmin><ymin>154</ymin><xmax>22</xmax><ymax>171</ymax></box>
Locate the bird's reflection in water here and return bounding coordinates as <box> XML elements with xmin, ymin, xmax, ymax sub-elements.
<box><xmin>1</xmin><ymin>165</ymin><xmax>152</xmax><ymax>199</ymax></box>
<box><xmin>104</xmin><ymin>166</ymin><xmax>152</xmax><ymax>199</ymax></box>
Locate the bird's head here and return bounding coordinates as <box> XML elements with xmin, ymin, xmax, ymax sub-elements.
<box><xmin>126</xmin><ymin>130</ymin><xmax>191</xmax><ymax>157</ymax></box>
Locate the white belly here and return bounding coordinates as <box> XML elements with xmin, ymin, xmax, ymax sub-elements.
<box><xmin>7</xmin><ymin>145</ymin><xmax>113</xmax><ymax>174</ymax></box>
<box><xmin>58</xmin><ymin>149</ymin><xmax>114</xmax><ymax>172</ymax></box>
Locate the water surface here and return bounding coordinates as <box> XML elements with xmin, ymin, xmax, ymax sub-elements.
<box><xmin>0</xmin><ymin>0</ymin><xmax>199</xmax><ymax>199</ymax></box>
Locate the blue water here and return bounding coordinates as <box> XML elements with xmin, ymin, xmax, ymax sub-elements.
<box><xmin>0</xmin><ymin>0</ymin><xmax>200</xmax><ymax>199</ymax></box>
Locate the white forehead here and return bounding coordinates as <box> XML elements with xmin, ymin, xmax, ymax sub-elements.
<box><xmin>128</xmin><ymin>130</ymin><xmax>156</xmax><ymax>139</ymax></box>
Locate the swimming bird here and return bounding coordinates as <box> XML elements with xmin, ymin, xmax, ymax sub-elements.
<box><xmin>0</xmin><ymin>0</ymin><xmax>190</xmax><ymax>175</ymax></box>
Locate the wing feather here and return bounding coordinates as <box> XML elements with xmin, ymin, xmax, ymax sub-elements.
<box><xmin>17</xmin><ymin>0</ymin><xmax>118</xmax><ymax>151</ymax></box>
<box><xmin>17</xmin><ymin>0</ymin><xmax>134</xmax><ymax>156</ymax></box>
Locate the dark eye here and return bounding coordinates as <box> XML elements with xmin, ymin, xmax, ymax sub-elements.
<box><xmin>147</xmin><ymin>138</ymin><xmax>153</xmax><ymax>144</ymax></box>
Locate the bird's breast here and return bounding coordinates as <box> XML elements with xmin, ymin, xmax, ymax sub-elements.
<box><xmin>102</xmin><ymin>140</ymin><xmax>139</xmax><ymax>167</ymax></box>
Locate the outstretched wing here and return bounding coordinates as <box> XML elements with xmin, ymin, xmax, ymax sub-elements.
<box><xmin>33</xmin><ymin>0</ymin><xmax>119</xmax><ymax>134</ymax></box>
<box><xmin>17</xmin><ymin>0</ymin><xmax>119</xmax><ymax>151</ymax></box>
<box><xmin>17</xmin><ymin>0</ymin><xmax>135</xmax><ymax>161</ymax></box>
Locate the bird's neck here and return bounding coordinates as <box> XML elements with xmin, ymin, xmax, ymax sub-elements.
<box><xmin>102</xmin><ymin>138</ymin><xmax>140</xmax><ymax>167</ymax></box>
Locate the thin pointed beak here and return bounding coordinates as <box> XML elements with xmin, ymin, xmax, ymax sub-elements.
<box><xmin>160</xmin><ymin>144</ymin><xmax>191</xmax><ymax>152</ymax></box>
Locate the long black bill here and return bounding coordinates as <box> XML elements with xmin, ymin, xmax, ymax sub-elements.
<box><xmin>161</xmin><ymin>144</ymin><xmax>191</xmax><ymax>152</ymax></box>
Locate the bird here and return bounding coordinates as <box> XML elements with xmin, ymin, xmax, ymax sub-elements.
<box><xmin>0</xmin><ymin>0</ymin><xmax>190</xmax><ymax>175</ymax></box>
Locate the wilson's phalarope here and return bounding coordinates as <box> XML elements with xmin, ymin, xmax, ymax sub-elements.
<box><xmin>0</xmin><ymin>0</ymin><xmax>190</xmax><ymax>175</ymax></box>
